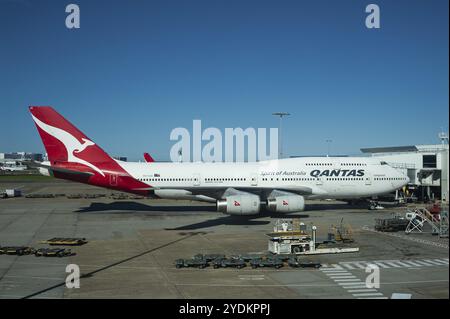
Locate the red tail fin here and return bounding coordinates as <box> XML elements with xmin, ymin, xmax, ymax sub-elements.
<box><xmin>29</xmin><ymin>106</ymin><xmax>150</xmax><ymax>194</ymax></box>
<box><xmin>30</xmin><ymin>106</ymin><xmax>125</xmax><ymax>175</ymax></box>
<box><xmin>29</xmin><ymin>106</ymin><xmax>117</xmax><ymax>175</ymax></box>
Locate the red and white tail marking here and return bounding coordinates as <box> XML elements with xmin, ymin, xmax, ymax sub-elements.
<box><xmin>29</xmin><ymin>106</ymin><xmax>150</xmax><ymax>195</ymax></box>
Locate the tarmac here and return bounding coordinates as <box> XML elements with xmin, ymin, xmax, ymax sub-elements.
<box><xmin>0</xmin><ymin>177</ymin><xmax>448</xmax><ymax>299</ymax></box>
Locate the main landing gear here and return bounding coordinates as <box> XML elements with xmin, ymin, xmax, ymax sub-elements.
<box><xmin>368</xmin><ymin>200</ymin><xmax>384</xmax><ymax>210</ymax></box>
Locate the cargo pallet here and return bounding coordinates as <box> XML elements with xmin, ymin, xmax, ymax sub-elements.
<box><xmin>375</xmin><ymin>214</ymin><xmax>409</xmax><ymax>232</ymax></box>
<box><xmin>39</xmin><ymin>238</ymin><xmax>88</xmax><ymax>246</ymax></box>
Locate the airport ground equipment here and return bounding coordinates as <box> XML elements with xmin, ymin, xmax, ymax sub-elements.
<box><xmin>5</xmin><ymin>189</ymin><xmax>21</xmax><ymax>197</ymax></box>
<box><xmin>329</xmin><ymin>218</ymin><xmax>354</xmax><ymax>242</ymax></box>
<box><xmin>269</xmin><ymin>254</ymin><xmax>295</xmax><ymax>262</ymax></box>
<box><xmin>175</xmin><ymin>253</ymin><xmax>323</xmax><ymax>270</ymax></box>
<box><xmin>287</xmin><ymin>256</ymin><xmax>302</xmax><ymax>268</ymax></box>
<box><xmin>267</xmin><ymin>219</ymin><xmax>359</xmax><ymax>255</ymax></box>
<box><xmin>110</xmin><ymin>193</ymin><xmax>129</xmax><ymax>200</ymax></box>
<box><xmin>193</xmin><ymin>254</ymin><xmax>225</xmax><ymax>262</ymax></box>
<box><xmin>0</xmin><ymin>246</ymin><xmax>34</xmax><ymax>255</ymax></box>
<box><xmin>250</xmin><ymin>257</ymin><xmax>284</xmax><ymax>269</ymax></box>
<box><xmin>374</xmin><ymin>214</ymin><xmax>409</xmax><ymax>232</ymax></box>
<box><xmin>232</xmin><ymin>253</ymin><xmax>266</xmax><ymax>262</ymax></box>
<box><xmin>213</xmin><ymin>257</ymin><xmax>246</xmax><ymax>269</ymax></box>
<box><xmin>368</xmin><ymin>201</ymin><xmax>384</xmax><ymax>210</ymax></box>
<box><xmin>175</xmin><ymin>258</ymin><xmax>209</xmax><ymax>269</ymax></box>
<box><xmin>39</xmin><ymin>238</ymin><xmax>88</xmax><ymax>246</ymax></box>
<box><xmin>298</xmin><ymin>261</ymin><xmax>322</xmax><ymax>269</ymax></box>
<box><xmin>405</xmin><ymin>208</ymin><xmax>440</xmax><ymax>235</ymax></box>
<box><xmin>427</xmin><ymin>203</ymin><xmax>442</xmax><ymax>214</ymax></box>
<box><xmin>83</xmin><ymin>194</ymin><xmax>106</xmax><ymax>199</ymax></box>
<box><xmin>34</xmin><ymin>248</ymin><xmax>75</xmax><ymax>257</ymax></box>
<box><xmin>287</xmin><ymin>256</ymin><xmax>321</xmax><ymax>268</ymax></box>
<box><xmin>66</xmin><ymin>194</ymin><xmax>83</xmax><ymax>199</ymax></box>
<box><xmin>66</xmin><ymin>193</ymin><xmax>105</xmax><ymax>199</ymax></box>
<box><xmin>439</xmin><ymin>210</ymin><xmax>448</xmax><ymax>238</ymax></box>
<box><xmin>267</xmin><ymin>219</ymin><xmax>311</xmax><ymax>254</ymax></box>
<box><xmin>25</xmin><ymin>193</ymin><xmax>55</xmax><ymax>198</ymax></box>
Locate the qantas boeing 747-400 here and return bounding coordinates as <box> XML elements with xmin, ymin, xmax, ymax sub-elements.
<box><xmin>28</xmin><ymin>106</ymin><xmax>409</xmax><ymax>215</ymax></box>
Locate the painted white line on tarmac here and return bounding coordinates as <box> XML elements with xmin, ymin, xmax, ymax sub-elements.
<box><xmin>353</xmin><ymin>292</ymin><xmax>384</xmax><ymax>297</ymax></box>
<box><xmin>348</xmin><ymin>289</ymin><xmax>378</xmax><ymax>293</ymax></box>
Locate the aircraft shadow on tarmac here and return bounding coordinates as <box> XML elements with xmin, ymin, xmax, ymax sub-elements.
<box><xmin>74</xmin><ymin>200</ymin><xmax>400</xmax><ymax>230</ymax></box>
<box><xmin>75</xmin><ymin>201</ymin><xmax>310</xmax><ymax>230</ymax></box>
<box><xmin>307</xmin><ymin>202</ymin><xmax>401</xmax><ymax>211</ymax></box>
<box><xmin>76</xmin><ymin>201</ymin><xmax>217</xmax><ymax>213</ymax></box>
<box><xmin>164</xmin><ymin>211</ymin><xmax>311</xmax><ymax>230</ymax></box>
<box><xmin>306</xmin><ymin>203</ymin><xmax>361</xmax><ymax>211</ymax></box>
<box><xmin>76</xmin><ymin>201</ymin><xmax>358</xmax><ymax>214</ymax></box>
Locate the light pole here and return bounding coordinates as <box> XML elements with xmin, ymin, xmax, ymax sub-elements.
<box><xmin>326</xmin><ymin>139</ymin><xmax>332</xmax><ymax>157</ymax></box>
<box><xmin>272</xmin><ymin>112</ymin><xmax>290</xmax><ymax>159</ymax></box>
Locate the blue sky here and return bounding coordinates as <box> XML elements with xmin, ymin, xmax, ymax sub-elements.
<box><xmin>0</xmin><ymin>0</ymin><xmax>448</xmax><ymax>161</ymax></box>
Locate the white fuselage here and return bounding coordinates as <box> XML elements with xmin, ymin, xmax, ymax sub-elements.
<box><xmin>118</xmin><ymin>157</ymin><xmax>409</xmax><ymax>202</ymax></box>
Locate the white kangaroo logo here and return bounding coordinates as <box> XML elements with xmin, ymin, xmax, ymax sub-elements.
<box><xmin>74</xmin><ymin>138</ymin><xmax>94</xmax><ymax>153</ymax></box>
<box><xmin>31</xmin><ymin>114</ymin><xmax>105</xmax><ymax>177</ymax></box>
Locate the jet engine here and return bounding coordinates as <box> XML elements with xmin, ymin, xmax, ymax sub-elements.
<box><xmin>217</xmin><ymin>194</ymin><xmax>261</xmax><ymax>215</ymax></box>
<box><xmin>267</xmin><ymin>195</ymin><xmax>305</xmax><ymax>213</ymax></box>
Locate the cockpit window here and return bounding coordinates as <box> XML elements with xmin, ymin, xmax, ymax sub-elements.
<box><xmin>380</xmin><ymin>161</ymin><xmax>388</xmax><ymax>165</ymax></box>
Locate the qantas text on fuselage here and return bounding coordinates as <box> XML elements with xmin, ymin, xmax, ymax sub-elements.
<box><xmin>28</xmin><ymin>106</ymin><xmax>410</xmax><ymax>216</ymax></box>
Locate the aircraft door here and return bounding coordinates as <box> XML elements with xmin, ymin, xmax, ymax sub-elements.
<box><xmin>110</xmin><ymin>173</ymin><xmax>118</xmax><ymax>186</ymax></box>
<box><xmin>331</xmin><ymin>159</ymin><xmax>340</xmax><ymax>193</ymax></box>
<box><xmin>316</xmin><ymin>177</ymin><xmax>323</xmax><ymax>186</ymax></box>
<box><xmin>193</xmin><ymin>173</ymin><xmax>200</xmax><ymax>186</ymax></box>
<box><xmin>250</xmin><ymin>173</ymin><xmax>258</xmax><ymax>186</ymax></box>
<box><xmin>365</xmin><ymin>173</ymin><xmax>372</xmax><ymax>185</ymax></box>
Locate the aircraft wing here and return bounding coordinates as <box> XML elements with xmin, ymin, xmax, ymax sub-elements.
<box><xmin>159</xmin><ymin>185</ymin><xmax>318</xmax><ymax>201</ymax></box>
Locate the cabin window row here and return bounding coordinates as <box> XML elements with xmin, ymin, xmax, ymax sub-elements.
<box><xmin>139</xmin><ymin>178</ymin><xmax>193</xmax><ymax>182</ymax></box>
<box><xmin>205</xmin><ymin>178</ymin><xmax>246</xmax><ymax>181</ymax></box>
<box><xmin>375</xmin><ymin>177</ymin><xmax>407</xmax><ymax>181</ymax></box>
<box><xmin>305</xmin><ymin>163</ymin><xmax>367</xmax><ymax>166</ymax></box>
<box><xmin>261</xmin><ymin>177</ymin><xmax>322</xmax><ymax>181</ymax></box>
<box><xmin>326</xmin><ymin>177</ymin><xmax>364</xmax><ymax>181</ymax></box>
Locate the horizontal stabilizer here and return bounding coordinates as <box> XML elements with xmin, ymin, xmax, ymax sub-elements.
<box><xmin>24</xmin><ymin>161</ymin><xmax>94</xmax><ymax>177</ymax></box>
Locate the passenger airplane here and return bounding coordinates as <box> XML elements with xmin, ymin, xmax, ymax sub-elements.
<box><xmin>29</xmin><ymin>106</ymin><xmax>409</xmax><ymax>215</ymax></box>
<box><xmin>0</xmin><ymin>161</ymin><xmax>27</xmax><ymax>172</ymax></box>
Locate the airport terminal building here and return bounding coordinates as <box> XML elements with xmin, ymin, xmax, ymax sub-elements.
<box><xmin>361</xmin><ymin>143</ymin><xmax>449</xmax><ymax>203</ymax></box>
<box><xmin>0</xmin><ymin>152</ymin><xmax>43</xmax><ymax>162</ymax></box>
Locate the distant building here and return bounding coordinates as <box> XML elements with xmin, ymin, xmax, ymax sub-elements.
<box><xmin>29</xmin><ymin>153</ymin><xmax>43</xmax><ymax>162</ymax></box>
<box><xmin>0</xmin><ymin>152</ymin><xmax>43</xmax><ymax>162</ymax></box>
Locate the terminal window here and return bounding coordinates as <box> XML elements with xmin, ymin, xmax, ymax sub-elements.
<box><xmin>423</xmin><ymin>155</ymin><xmax>437</xmax><ymax>168</ymax></box>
